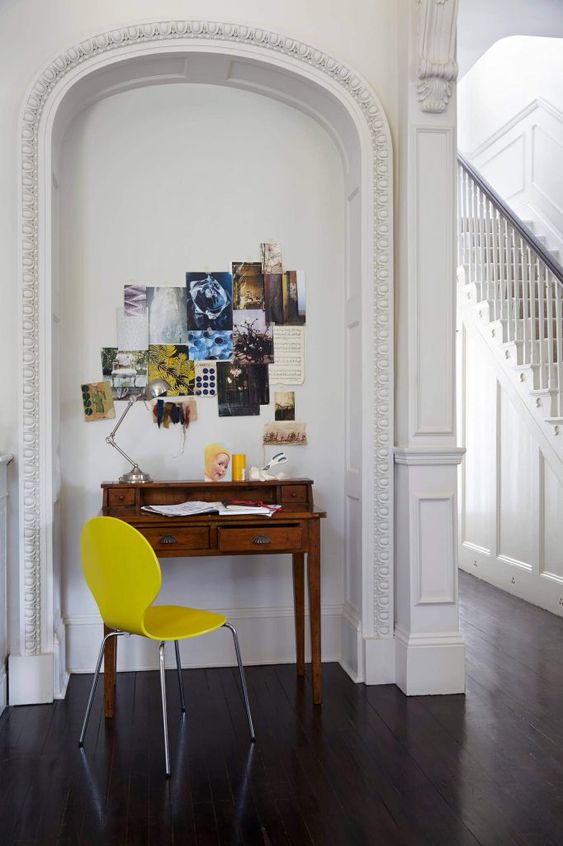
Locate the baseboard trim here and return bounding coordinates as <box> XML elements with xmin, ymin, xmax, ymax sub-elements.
<box><xmin>0</xmin><ymin>667</ymin><xmax>6</xmax><ymax>716</ymax></box>
<box><xmin>8</xmin><ymin>653</ymin><xmax>54</xmax><ymax>705</ymax></box>
<box><xmin>65</xmin><ymin>605</ymin><xmax>343</xmax><ymax>673</ymax></box>
<box><xmin>395</xmin><ymin>626</ymin><xmax>465</xmax><ymax>695</ymax></box>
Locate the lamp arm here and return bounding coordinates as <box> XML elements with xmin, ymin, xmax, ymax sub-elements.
<box><xmin>105</xmin><ymin>397</ymin><xmax>141</xmax><ymax>470</ymax></box>
<box><xmin>107</xmin><ymin>396</ymin><xmax>137</xmax><ymax>440</ymax></box>
<box><xmin>105</xmin><ymin>434</ymin><xmax>140</xmax><ymax>471</ymax></box>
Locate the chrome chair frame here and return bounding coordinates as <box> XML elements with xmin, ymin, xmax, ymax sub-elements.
<box><xmin>79</xmin><ymin>622</ymin><xmax>255</xmax><ymax>777</ymax></box>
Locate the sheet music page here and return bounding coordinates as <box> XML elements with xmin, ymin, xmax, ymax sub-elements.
<box><xmin>269</xmin><ymin>326</ymin><xmax>304</xmax><ymax>385</ymax></box>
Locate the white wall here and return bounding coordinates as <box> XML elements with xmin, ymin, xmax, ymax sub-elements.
<box><xmin>59</xmin><ymin>82</ymin><xmax>346</xmax><ymax>670</ymax></box>
<box><xmin>0</xmin><ymin>0</ymin><xmax>398</xmax><ymax>672</ymax></box>
<box><xmin>459</xmin><ymin>324</ymin><xmax>563</xmax><ymax>615</ymax></box>
<box><xmin>458</xmin><ymin>36</ymin><xmax>563</xmax><ymax>254</ymax></box>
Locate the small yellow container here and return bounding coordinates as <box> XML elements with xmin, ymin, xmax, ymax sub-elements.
<box><xmin>232</xmin><ymin>454</ymin><xmax>246</xmax><ymax>482</ymax></box>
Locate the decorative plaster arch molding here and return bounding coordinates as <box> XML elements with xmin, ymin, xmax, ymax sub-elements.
<box><xmin>16</xmin><ymin>20</ymin><xmax>394</xmax><ymax>698</ymax></box>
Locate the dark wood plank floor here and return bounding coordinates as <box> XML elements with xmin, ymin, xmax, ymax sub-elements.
<box><xmin>2</xmin><ymin>571</ymin><xmax>563</xmax><ymax>845</ymax></box>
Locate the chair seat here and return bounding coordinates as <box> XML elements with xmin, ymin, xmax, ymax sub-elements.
<box><xmin>143</xmin><ymin>604</ymin><xmax>227</xmax><ymax>641</ymax></box>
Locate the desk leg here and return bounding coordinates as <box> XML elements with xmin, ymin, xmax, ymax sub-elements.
<box><xmin>307</xmin><ymin>519</ymin><xmax>322</xmax><ymax>705</ymax></box>
<box><xmin>104</xmin><ymin>624</ymin><xmax>117</xmax><ymax>718</ymax></box>
<box><xmin>292</xmin><ymin>552</ymin><xmax>305</xmax><ymax>676</ymax></box>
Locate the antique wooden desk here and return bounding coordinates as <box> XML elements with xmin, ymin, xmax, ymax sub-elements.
<box><xmin>100</xmin><ymin>478</ymin><xmax>326</xmax><ymax>713</ymax></box>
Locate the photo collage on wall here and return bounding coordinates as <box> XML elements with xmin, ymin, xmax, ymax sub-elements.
<box><xmin>83</xmin><ymin>243</ymin><xmax>308</xmax><ymax>438</ymax></box>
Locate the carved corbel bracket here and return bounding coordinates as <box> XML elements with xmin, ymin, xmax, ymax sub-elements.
<box><xmin>417</xmin><ymin>0</ymin><xmax>459</xmax><ymax>113</ymax></box>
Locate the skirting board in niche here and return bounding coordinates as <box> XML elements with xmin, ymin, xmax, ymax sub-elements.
<box><xmin>80</xmin><ymin>243</ymin><xmax>308</xmax><ymax>442</ymax></box>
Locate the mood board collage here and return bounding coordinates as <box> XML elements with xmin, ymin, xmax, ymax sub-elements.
<box><xmin>81</xmin><ymin>242</ymin><xmax>308</xmax><ymax>446</ymax></box>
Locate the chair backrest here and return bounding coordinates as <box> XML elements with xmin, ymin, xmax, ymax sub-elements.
<box><xmin>81</xmin><ymin>516</ymin><xmax>162</xmax><ymax>636</ymax></box>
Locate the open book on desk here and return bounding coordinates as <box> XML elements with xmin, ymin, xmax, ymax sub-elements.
<box><xmin>141</xmin><ymin>500</ymin><xmax>282</xmax><ymax>517</ymax></box>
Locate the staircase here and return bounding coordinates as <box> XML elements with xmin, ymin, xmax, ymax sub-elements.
<box><xmin>458</xmin><ymin>153</ymin><xmax>563</xmax><ymax>449</ymax></box>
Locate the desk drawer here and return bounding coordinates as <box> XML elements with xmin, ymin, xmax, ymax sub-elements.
<box><xmin>143</xmin><ymin>527</ymin><xmax>210</xmax><ymax>553</ymax></box>
<box><xmin>218</xmin><ymin>525</ymin><xmax>302</xmax><ymax>552</ymax></box>
<box><xmin>107</xmin><ymin>488</ymin><xmax>136</xmax><ymax>507</ymax></box>
<box><xmin>281</xmin><ymin>485</ymin><xmax>309</xmax><ymax>505</ymax></box>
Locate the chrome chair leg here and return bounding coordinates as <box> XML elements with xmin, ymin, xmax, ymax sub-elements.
<box><xmin>223</xmin><ymin>622</ymin><xmax>255</xmax><ymax>741</ymax></box>
<box><xmin>159</xmin><ymin>642</ymin><xmax>171</xmax><ymax>777</ymax></box>
<box><xmin>174</xmin><ymin>640</ymin><xmax>186</xmax><ymax>714</ymax></box>
<box><xmin>79</xmin><ymin>630</ymin><xmax>123</xmax><ymax>747</ymax></box>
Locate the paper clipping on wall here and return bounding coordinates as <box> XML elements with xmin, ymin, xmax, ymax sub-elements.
<box><xmin>124</xmin><ymin>284</ymin><xmax>147</xmax><ymax>316</ymax></box>
<box><xmin>268</xmin><ymin>326</ymin><xmax>304</xmax><ymax>385</ymax></box>
<box><xmin>147</xmin><ymin>286</ymin><xmax>189</xmax><ymax>345</ymax></box>
<box><xmin>148</xmin><ymin>345</ymin><xmax>194</xmax><ymax>396</ymax></box>
<box><xmin>81</xmin><ymin>381</ymin><xmax>115</xmax><ymax>422</ymax></box>
<box><xmin>116</xmin><ymin>307</ymin><xmax>148</xmax><ymax>351</ymax></box>
<box><xmin>101</xmin><ymin>348</ymin><xmax>148</xmax><ymax>400</ymax></box>
<box><xmin>261</xmin><ymin>242</ymin><xmax>283</xmax><ymax>274</ymax></box>
<box><xmin>263</xmin><ymin>421</ymin><xmax>307</xmax><ymax>445</ymax></box>
<box><xmin>274</xmin><ymin>391</ymin><xmax>295</xmax><ymax>421</ymax></box>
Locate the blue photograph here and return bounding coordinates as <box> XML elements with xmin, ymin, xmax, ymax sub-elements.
<box><xmin>188</xmin><ymin>329</ymin><xmax>233</xmax><ymax>361</ymax></box>
<box><xmin>186</xmin><ymin>272</ymin><xmax>233</xmax><ymax>331</ymax></box>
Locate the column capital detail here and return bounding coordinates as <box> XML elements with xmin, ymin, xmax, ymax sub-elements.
<box><xmin>417</xmin><ymin>0</ymin><xmax>459</xmax><ymax>114</ymax></box>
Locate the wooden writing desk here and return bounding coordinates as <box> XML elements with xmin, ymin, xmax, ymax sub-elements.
<box><xmin>101</xmin><ymin>478</ymin><xmax>326</xmax><ymax>713</ymax></box>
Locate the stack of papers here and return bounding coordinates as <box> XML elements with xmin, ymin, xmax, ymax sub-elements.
<box><xmin>141</xmin><ymin>501</ymin><xmax>282</xmax><ymax>517</ymax></box>
<box><xmin>217</xmin><ymin>503</ymin><xmax>282</xmax><ymax>517</ymax></box>
<box><xmin>141</xmin><ymin>500</ymin><xmax>222</xmax><ymax>517</ymax></box>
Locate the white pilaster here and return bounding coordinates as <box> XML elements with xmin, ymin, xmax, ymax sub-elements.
<box><xmin>394</xmin><ymin>0</ymin><xmax>463</xmax><ymax>694</ymax></box>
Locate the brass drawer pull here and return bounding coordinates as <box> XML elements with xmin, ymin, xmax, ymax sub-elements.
<box><xmin>252</xmin><ymin>535</ymin><xmax>271</xmax><ymax>545</ymax></box>
<box><xmin>159</xmin><ymin>534</ymin><xmax>177</xmax><ymax>544</ymax></box>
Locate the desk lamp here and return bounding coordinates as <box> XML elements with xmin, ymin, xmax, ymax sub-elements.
<box><xmin>106</xmin><ymin>378</ymin><xmax>168</xmax><ymax>483</ymax></box>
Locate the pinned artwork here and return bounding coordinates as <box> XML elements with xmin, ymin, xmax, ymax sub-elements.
<box><xmin>101</xmin><ymin>347</ymin><xmax>148</xmax><ymax>400</ymax></box>
<box><xmin>232</xmin><ymin>262</ymin><xmax>265</xmax><ymax>310</ymax></box>
<box><xmin>194</xmin><ymin>362</ymin><xmax>217</xmax><ymax>397</ymax></box>
<box><xmin>247</xmin><ymin>364</ymin><xmax>270</xmax><ymax>406</ymax></box>
<box><xmin>124</xmin><ymin>284</ymin><xmax>147</xmax><ymax>316</ymax></box>
<box><xmin>188</xmin><ymin>329</ymin><xmax>233</xmax><ymax>361</ymax></box>
<box><xmin>263</xmin><ymin>421</ymin><xmax>307</xmax><ymax>445</ymax></box>
<box><xmin>216</xmin><ymin>362</ymin><xmax>259</xmax><ymax>417</ymax></box>
<box><xmin>186</xmin><ymin>272</ymin><xmax>233</xmax><ymax>331</ymax></box>
<box><xmin>204</xmin><ymin>443</ymin><xmax>231</xmax><ymax>482</ymax></box>
<box><xmin>233</xmin><ymin>310</ymin><xmax>274</xmax><ymax>364</ymax></box>
<box><xmin>274</xmin><ymin>391</ymin><xmax>295</xmax><ymax>421</ymax></box>
<box><xmin>264</xmin><ymin>273</ymin><xmax>283</xmax><ymax>325</ymax></box>
<box><xmin>268</xmin><ymin>326</ymin><xmax>305</xmax><ymax>385</ymax></box>
<box><xmin>147</xmin><ymin>286</ymin><xmax>189</xmax><ymax>345</ymax></box>
<box><xmin>282</xmin><ymin>271</ymin><xmax>306</xmax><ymax>325</ymax></box>
<box><xmin>81</xmin><ymin>381</ymin><xmax>115</xmax><ymax>422</ymax></box>
<box><xmin>261</xmin><ymin>242</ymin><xmax>283</xmax><ymax>274</ymax></box>
<box><xmin>116</xmin><ymin>308</ymin><xmax>148</xmax><ymax>351</ymax></box>
<box><xmin>148</xmin><ymin>344</ymin><xmax>194</xmax><ymax>396</ymax></box>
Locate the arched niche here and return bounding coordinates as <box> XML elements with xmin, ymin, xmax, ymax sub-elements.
<box><xmin>13</xmin><ymin>21</ymin><xmax>393</xmax><ymax>703</ymax></box>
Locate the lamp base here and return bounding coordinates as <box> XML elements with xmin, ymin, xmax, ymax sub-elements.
<box><xmin>119</xmin><ymin>466</ymin><xmax>152</xmax><ymax>484</ymax></box>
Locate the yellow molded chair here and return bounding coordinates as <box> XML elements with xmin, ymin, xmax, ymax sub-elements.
<box><xmin>78</xmin><ymin>516</ymin><xmax>255</xmax><ymax>776</ymax></box>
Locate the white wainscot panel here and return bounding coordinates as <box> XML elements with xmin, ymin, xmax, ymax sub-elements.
<box><xmin>346</xmin><ymin>187</ymin><xmax>361</xmax><ymax>302</ymax></box>
<box><xmin>414</xmin><ymin>494</ymin><xmax>455</xmax><ymax>604</ymax></box>
<box><xmin>345</xmin><ymin>493</ymin><xmax>362</xmax><ymax>608</ymax></box>
<box><xmin>346</xmin><ymin>321</ymin><xmax>362</xmax><ymax>473</ymax></box>
<box><xmin>498</xmin><ymin>390</ymin><xmax>537</xmax><ymax>569</ymax></box>
<box><xmin>462</xmin><ymin>330</ymin><xmax>495</xmax><ymax>552</ymax></box>
<box><xmin>479</xmin><ymin>134</ymin><xmax>525</xmax><ymax>200</ymax></box>
<box><xmin>414</xmin><ymin>127</ymin><xmax>454</xmax><ymax>436</ymax></box>
<box><xmin>532</xmin><ymin>124</ymin><xmax>563</xmax><ymax>214</ymax></box>
<box><xmin>542</xmin><ymin>458</ymin><xmax>563</xmax><ymax>580</ymax></box>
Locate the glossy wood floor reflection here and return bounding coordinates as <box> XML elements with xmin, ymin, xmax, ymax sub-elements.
<box><xmin>3</xmin><ymin>571</ymin><xmax>563</xmax><ymax>845</ymax></box>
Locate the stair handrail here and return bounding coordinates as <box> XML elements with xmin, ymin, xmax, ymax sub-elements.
<box><xmin>458</xmin><ymin>152</ymin><xmax>563</xmax><ymax>284</ymax></box>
